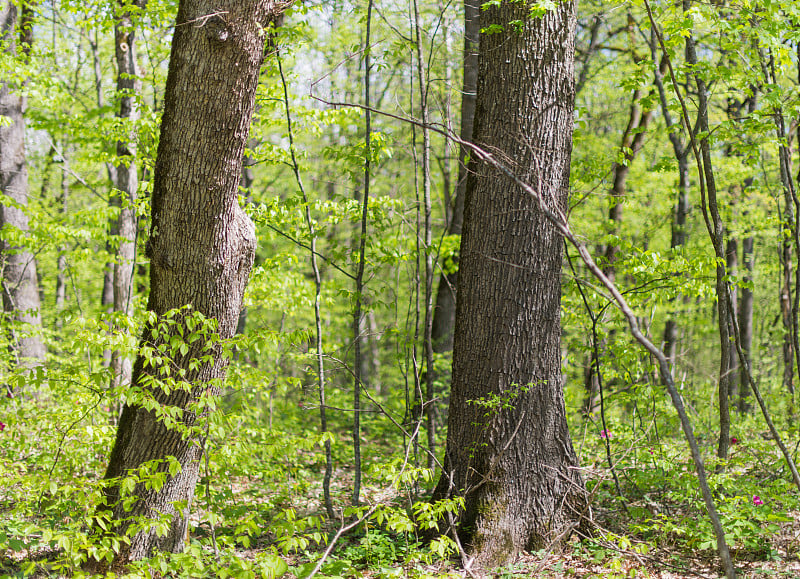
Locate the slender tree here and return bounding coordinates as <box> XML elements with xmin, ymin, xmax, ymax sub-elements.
<box><xmin>583</xmin><ymin>58</ymin><xmax>663</xmax><ymax>414</ymax></box>
<box><xmin>90</xmin><ymin>30</ymin><xmax>118</xmax><ymax>323</ymax></box>
<box><xmin>764</xmin><ymin>45</ymin><xmax>800</xmax><ymax>412</ymax></box>
<box><xmin>431</xmin><ymin>0</ymin><xmax>585</xmax><ymax>566</ymax></box>
<box><xmin>110</xmin><ymin>0</ymin><xmax>146</xmax><ymax>391</ymax></box>
<box><xmin>276</xmin><ymin>46</ymin><xmax>335</xmax><ymax>520</ymax></box>
<box><xmin>723</xmin><ymin>90</ymin><xmax>756</xmax><ymax>408</ymax></box>
<box><xmin>738</xmin><ymin>228</ymin><xmax>754</xmax><ymax>411</ymax></box>
<box><xmin>55</xmin><ymin>151</ymin><xmax>68</xmax><ymax>329</ymax></box>
<box><xmin>602</xmin><ymin>97</ymin><xmax>656</xmax><ymax>279</ymax></box>
<box><xmin>0</xmin><ymin>1</ymin><xmax>46</xmax><ymax>371</ymax></box>
<box><xmin>351</xmin><ymin>0</ymin><xmax>373</xmax><ymax>506</ymax></box>
<box><xmin>430</xmin><ymin>0</ymin><xmax>479</xmax><ymax>355</ymax></box>
<box><xmin>681</xmin><ymin>0</ymin><xmax>733</xmax><ymax>461</ymax></box>
<box><xmin>88</xmin><ymin>24</ymin><xmax>118</xmax><ymax>368</ymax></box>
<box><xmin>89</xmin><ymin>0</ymin><xmax>283</xmax><ymax>567</ymax></box>
<box><xmin>649</xmin><ymin>25</ymin><xmax>691</xmax><ymax>369</ymax></box>
<box><xmin>411</xmin><ymin>0</ymin><xmax>436</xmax><ymax>469</ymax></box>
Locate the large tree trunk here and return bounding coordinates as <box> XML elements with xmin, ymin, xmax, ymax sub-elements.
<box><xmin>0</xmin><ymin>3</ymin><xmax>46</xmax><ymax>370</ymax></box>
<box><xmin>429</xmin><ymin>0</ymin><xmax>479</xmax><ymax>355</ymax></box>
<box><xmin>431</xmin><ymin>0</ymin><xmax>585</xmax><ymax>567</ymax></box>
<box><xmin>91</xmin><ymin>0</ymin><xmax>280</xmax><ymax>568</ymax></box>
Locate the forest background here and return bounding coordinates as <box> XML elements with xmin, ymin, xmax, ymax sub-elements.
<box><xmin>2</xmin><ymin>0</ymin><xmax>800</xmax><ymax>577</ymax></box>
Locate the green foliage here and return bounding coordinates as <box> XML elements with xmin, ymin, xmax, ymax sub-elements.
<box><xmin>121</xmin><ymin>546</ymin><xmax>289</xmax><ymax>579</ymax></box>
<box><xmin>3</xmin><ymin>0</ymin><xmax>800</xmax><ymax>577</ymax></box>
<box><xmin>626</xmin><ymin>434</ymin><xmax>798</xmax><ymax>558</ymax></box>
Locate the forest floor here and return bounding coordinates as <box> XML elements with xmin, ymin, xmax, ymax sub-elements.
<box><xmin>270</xmin><ymin>512</ymin><xmax>800</xmax><ymax>579</ymax></box>
<box><xmin>6</xmin><ymin>431</ymin><xmax>800</xmax><ymax>578</ymax></box>
<box><xmin>8</xmin><ymin>518</ymin><xmax>800</xmax><ymax>579</ymax></box>
<box><xmin>239</xmin><ymin>468</ymin><xmax>800</xmax><ymax>579</ymax></box>
<box><xmin>259</xmin><ymin>447</ymin><xmax>800</xmax><ymax>579</ymax></box>
<box><xmin>6</xmin><ymin>486</ymin><xmax>800</xmax><ymax>579</ymax></box>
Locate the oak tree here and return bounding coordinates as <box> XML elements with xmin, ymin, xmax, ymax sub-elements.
<box><xmin>431</xmin><ymin>0</ymin><xmax>586</xmax><ymax>566</ymax></box>
<box><xmin>90</xmin><ymin>0</ymin><xmax>284</xmax><ymax>568</ymax></box>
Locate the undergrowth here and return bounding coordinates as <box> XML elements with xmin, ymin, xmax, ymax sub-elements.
<box><xmin>3</xmin><ymin>380</ymin><xmax>799</xmax><ymax>579</ymax></box>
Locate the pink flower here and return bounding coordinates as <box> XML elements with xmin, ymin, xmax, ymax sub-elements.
<box><xmin>600</xmin><ymin>429</ymin><xmax>611</xmax><ymax>439</ymax></box>
<box><xmin>752</xmin><ymin>495</ymin><xmax>764</xmax><ymax>506</ymax></box>
<box><xmin>731</xmin><ymin>437</ymin><xmax>739</xmax><ymax>445</ymax></box>
<box><xmin>0</xmin><ymin>421</ymin><xmax>5</xmax><ymax>432</ymax></box>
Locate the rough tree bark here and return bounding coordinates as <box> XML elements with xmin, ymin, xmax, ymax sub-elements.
<box><xmin>90</xmin><ymin>0</ymin><xmax>282</xmax><ymax>568</ymax></box>
<box><xmin>431</xmin><ymin>0</ymin><xmax>585</xmax><ymax>567</ymax></box>
<box><xmin>0</xmin><ymin>2</ymin><xmax>46</xmax><ymax>371</ymax></box>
